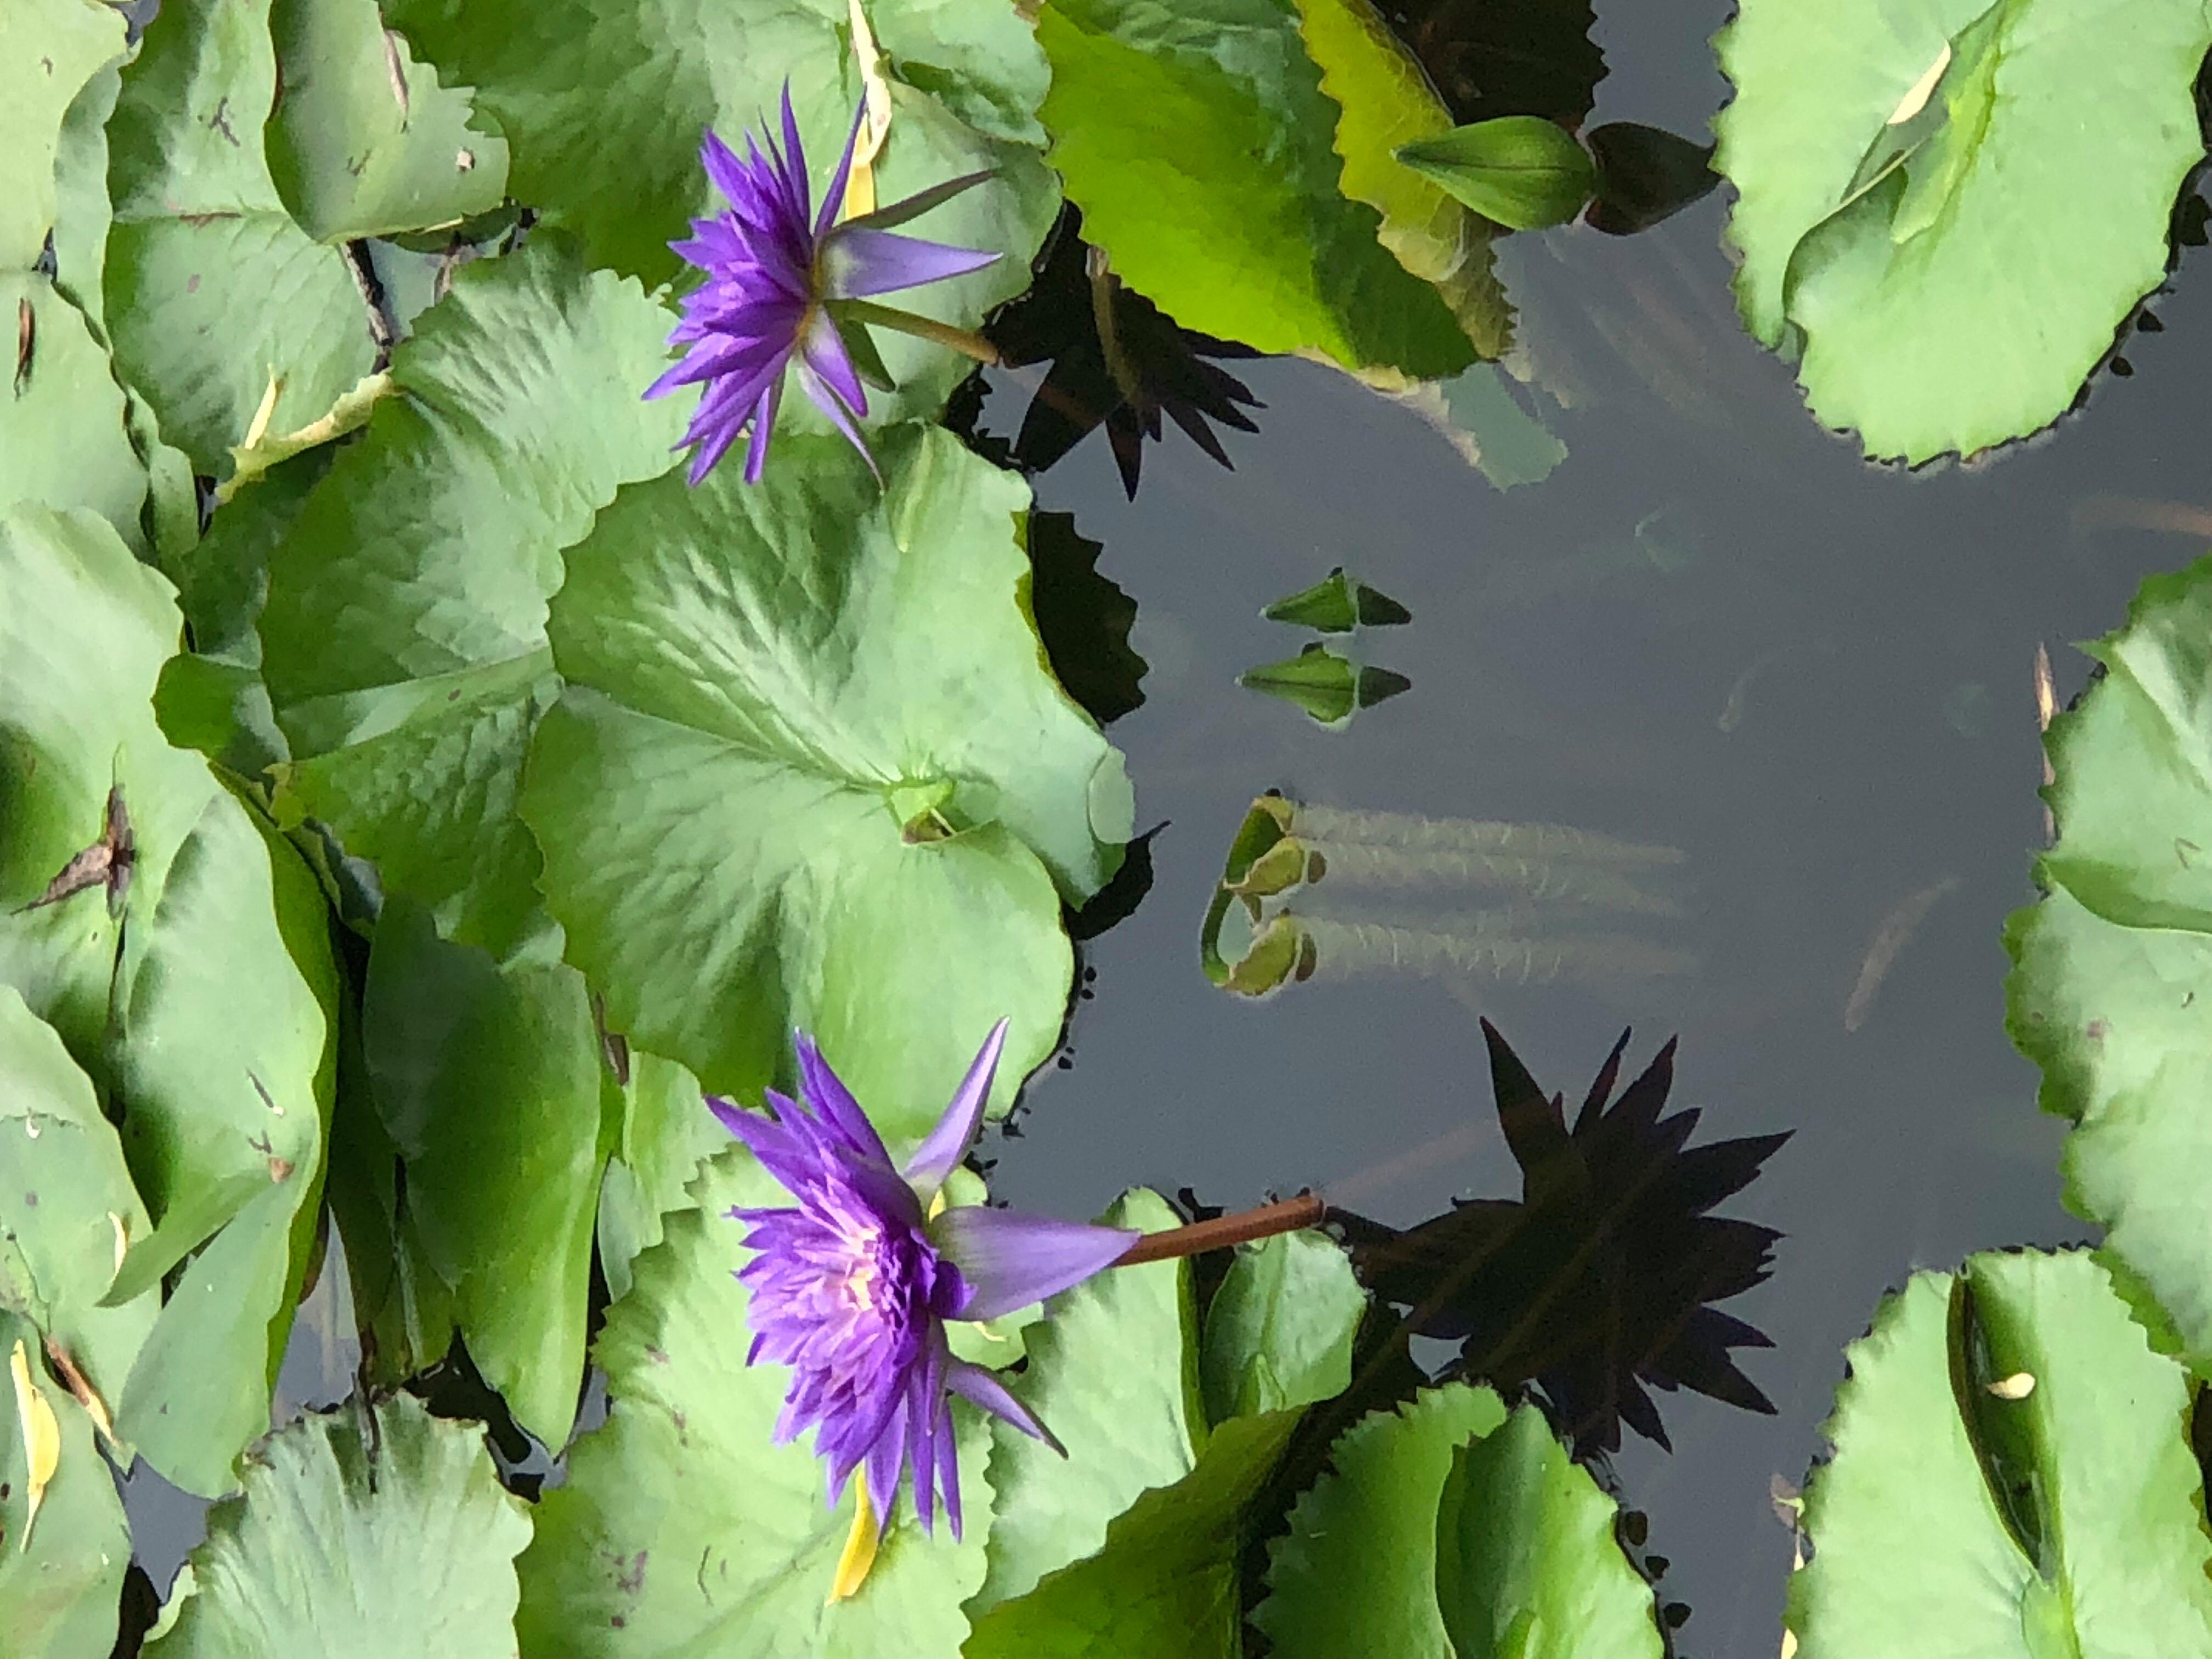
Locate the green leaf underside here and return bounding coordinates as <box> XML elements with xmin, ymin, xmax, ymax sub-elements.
<box><xmin>105</xmin><ymin>0</ymin><xmax>376</xmax><ymax>475</ymax></box>
<box><xmin>1255</xmin><ymin>1384</ymin><xmax>1510</xmax><ymax>1659</ymax></box>
<box><xmin>1714</xmin><ymin>0</ymin><xmax>2212</xmax><ymax>461</ymax></box>
<box><xmin>1293</xmin><ymin>0</ymin><xmax>1512</xmax><ymax>358</ymax></box>
<box><xmin>0</xmin><ymin>505</ymin><xmax>337</xmax><ymax>1498</ymax></box>
<box><xmin>266</xmin><ymin>0</ymin><xmax>510</xmax><ymax>244</ymax></box>
<box><xmin>1435</xmin><ymin>1406</ymin><xmax>1663</xmax><ymax>1659</ymax></box>
<box><xmin>258</xmin><ymin>234</ymin><xmax>685</xmax><ymax>958</ymax></box>
<box><xmin>520</xmin><ymin>425</ymin><xmax>1131</xmax><ymax>1146</ymax></box>
<box><xmin>1037</xmin><ymin>0</ymin><xmax>1477</xmax><ymax>379</ymax></box>
<box><xmin>1</xmin><ymin>1309</ymin><xmax>132</xmax><ymax>1659</ymax></box>
<box><xmin>362</xmin><ymin>899</ymin><xmax>603</xmax><ymax>1448</ymax></box>
<box><xmin>384</xmin><ymin>0</ymin><xmax>1057</xmax><ymax>428</ymax></box>
<box><xmin>2008</xmin><ymin>554</ymin><xmax>2212</xmax><ymax>1361</ymax></box>
<box><xmin>144</xmin><ymin>1393</ymin><xmax>533</xmax><ymax>1657</ymax></box>
<box><xmin>967</xmin><ymin>1211</ymin><xmax>1364</xmax><ymax>1659</ymax></box>
<box><xmin>1786</xmin><ymin>1250</ymin><xmax>2212</xmax><ymax>1656</ymax></box>
<box><xmin>515</xmin><ymin>1145</ymin><xmax>993</xmax><ymax>1659</ymax></box>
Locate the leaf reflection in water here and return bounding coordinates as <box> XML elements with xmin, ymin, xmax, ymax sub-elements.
<box><xmin>1200</xmin><ymin>795</ymin><xmax>1694</xmax><ymax>998</ymax></box>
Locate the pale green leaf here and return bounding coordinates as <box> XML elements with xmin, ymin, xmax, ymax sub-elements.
<box><xmin>520</xmin><ymin>426</ymin><xmax>1131</xmax><ymax>1143</ymax></box>
<box><xmin>144</xmin><ymin>1393</ymin><xmax>533</xmax><ymax>1658</ymax></box>
<box><xmin>1785</xmin><ymin>1251</ymin><xmax>2212</xmax><ymax>1657</ymax></box>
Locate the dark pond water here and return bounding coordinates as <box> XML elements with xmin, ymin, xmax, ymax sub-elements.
<box><xmin>970</xmin><ymin>5</ymin><xmax>2212</xmax><ymax>1653</ymax></box>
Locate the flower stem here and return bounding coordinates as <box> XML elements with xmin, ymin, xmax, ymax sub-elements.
<box><xmin>837</xmin><ymin>298</ymin><xmax>1002</xmax><ymax>366</ymax></box>
<box><xmin>1114</xmin><ymin>1193</ymin><xmax>1328</xmax><ymax>1266</ymax></box>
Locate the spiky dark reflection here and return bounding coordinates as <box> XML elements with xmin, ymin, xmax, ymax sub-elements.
<box><xmin>978</xmin><ymin>206</ymin><xmax>1262</xmax><ymax>497</ymax></box>
<box><xmin>1338</xmin><ymin>1019</ymin><xmax>1786</xmax><ymax>1455</ymax></box>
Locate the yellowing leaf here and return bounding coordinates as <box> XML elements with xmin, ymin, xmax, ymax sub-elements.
<box><xmin>10</xmin><ymin>1339</ymin><xmax>60</xmax><ymax>1550</ymax></box>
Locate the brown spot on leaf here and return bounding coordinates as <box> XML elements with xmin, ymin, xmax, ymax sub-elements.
<box><xmin>14</xmin><ymin>296</ymin><xmax>31</xmax><ymax>398</ymax></box>
<box><xmin>22</xmin><ymin>786</ymin><xmax>133</xmax><ymax>914</ymax></box>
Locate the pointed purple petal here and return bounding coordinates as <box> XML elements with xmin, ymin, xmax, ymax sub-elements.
<box><xmin>945</xmin><ymin>1358</ymin><xmax>1063</xmax><ymax>1455</ymax></box>
<box><xmin>799</xmin><ymin>314</ymin><xmax>869</xmax><ymax>422</ymax></box>
<box><xmin>780</xmin><ymin>83</ymin><xmax>811</xmax><ymax>227</ymax></box>
<box><xmin>901</xmin><ymin>1019</ymin><xmax>1006</xmax><ymax>1198</ymax></box>
<box><xmin>742</xmin><ymin>375</ymin><xmax>784</xmax><ymax>483</ymax></box>
<box><xmin>936</xmin><ymin>1390</ymin><xmax>962</xmax><ymax>1539</ymax></box>
<box><xmin>822</xmin><ymin>226</ymin><xmax>1000</xmax><ymax>298</ymax></box>
<box><xmin>815</xmin><ymin>98</ymin><xmax>869</xmax><ymax>239</ymax></box>
<box><xmin>792</xmin><ymin>1030</ymin><xmax>893</xmax><ymax>1167</ymax></box>
<box><xmin>932</xmin><ymin>1206</ymin><xmax>1137</xmax><ymax>1322</ymax></box>
<box><xmin>793</xmin><ymin>358</ymin><xmax>879</xmax><ymax>482</ymax></box>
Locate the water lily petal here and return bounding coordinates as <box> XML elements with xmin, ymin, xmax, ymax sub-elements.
<box><xmin>823</xmin><ymin>226</ymin><xmax>1000</xmax><ymax>298</ymax></box>
<box><xmin>946</xmin><ymin>1356</ymin><xmax>1063</xmax><ymax>1454</ymax></box>
<box><xmin>932</xmin><ymin>1205</ymin><xmax>1138</xmax><ymax>1322</ymax></box>
<box><xmin>901</xmin><ymin>1018</ymin><xmax>1007</xmax><ymax>1198</ymax></box>
<box><xmin>815</xmin><ymin>97</ymin><xmax>870</xmax><ymax>240</ymax></box>
<box><xmin>794</xmin><ymin>1030</ymin><xmax>893</xmax><ymax>1166</ymax></box>
<box><xmin>740</xmin><ymin>374</ymin><xmax>784</xmax><ymax>484</ymax></box>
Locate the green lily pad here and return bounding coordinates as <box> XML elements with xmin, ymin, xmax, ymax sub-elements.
<box><xmin>266</xmin><ymin>0</ymin><xmax>510</xmax><ymax>244</ymax></box>
<box><xmin>383</xmin><ymin>0</ymin><xmax>1057</xmax><ymax>427</ymax></box>
<box><xmin>0</xmin><ymin>0</ymin><xmax>125</xmax><ymax>270</ymax></box>
<box><xmin>519</xmin><ymin>425</ymin><xmax>1131</xmax><ymax>1144</ymax></box>
<box><xmin>0</xmin><ymin>986</ymin><xmax>155</xmax><ymax>1418</ymax></box>
<box><xmin>43</xmin><ymin>60</ymin><xmax>200</xmax><ymax>564</ymax></box>
<box><xmin>1434</xmin><ymin>1404</ymin><xmax>1662</xmax><ymax>1659</ymax></box>
<box><xmin>1714</xmin><ymin>0</ymin><xmax>2212</xmax><ymax>461</ymax></box>
<box><xmin>105</xmin><ymin>0</ymin><xmax>377</xmax><ymax>475</ymax></box>
<box><xmin>360</xmin><ymin>899</ymin><xmax>605</xmax><ymax>1449</ymax></box>
<box><xmin>0</xmin><ymin>504</ymin><xmax>338</xmax><ymax>1498</ymax></box>
<box><xmin>970</xmin><ymin>1189</ymin><xmax>1197</xmax><ymax>1612</ymax></box>
<box><xmin>258</xmin><ymin>234</ymin><xmax>685</xmax><ymax>958</ymax></box>
<box><xmin>0</xmin><ymin>1311</ymin><xmax>133</xmax><ymax>1659</ymax></box>
<box><xmin>2008</xmin><ymin>554</ymin><xmax>2212</xmax><ymax>1362</ymax></box>
<box><xmin>1037</xmin><ymin>0</ymin><xmax>1479</xmax><ymax>379</ymax></box>
<box><xmin>1200</xmin><ymin>1229</ymin><xmax>1367</xmax><ymax>1423</ymax></box>
<box><xmin>1254</xmin><ymin>1384</ymin><xmax>1510</xmax><ymax>1659</ymax></box>
<box><xmin>515</xmin><ymin>1145</ymin><xmax>994</xmax><ymax>1658</ymax></box>
<box><xmin>967</xmin><ymin>1210</ymin><xmax>1365</xmax><ymax>1659</ymax></box>
<box><xmin>1294</xmin><ymin>0</ymin><xmax>1513</xmax><ymax>358</ymax></box>
<box><xmin>1785</xmin><ymin>1250</ymin><xmax>2212</xmax><ymax>1656</ymax></box>
<box><xmin>0</xmin><ymin>272</ymin><xmax>161</xmax><ymax>557</ymax></box>
<box><xmin>143</xmin><ymin>1393</ymin><xmax>533</xmax><ymax>1657</ymax></box>
<box><xmin>595</xmin><ymin>1045</ymin><xmax>721</xmax><ymax>1306</ymax></box>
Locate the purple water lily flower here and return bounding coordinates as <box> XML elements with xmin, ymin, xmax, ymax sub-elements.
<box><xmin>710</xmin><ymin>1020</ymin><xmax>1138</xmax><ymax>1538</ymax></box>
<box><xmin>647</xmin><ymin>83</ymin><xmax>1001</xmax><ymax>484</ymax></box>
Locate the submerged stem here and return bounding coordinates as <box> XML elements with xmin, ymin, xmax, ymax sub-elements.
<box><xmin>1114</xmin><ymin>1192</ymin><xmax>1328</xmax><ymax>1266</ymax></box>
<box><xmin>837</xmin><ymin>298</ymin><xmax>1001</xmax><ymax>365</ymax></box>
